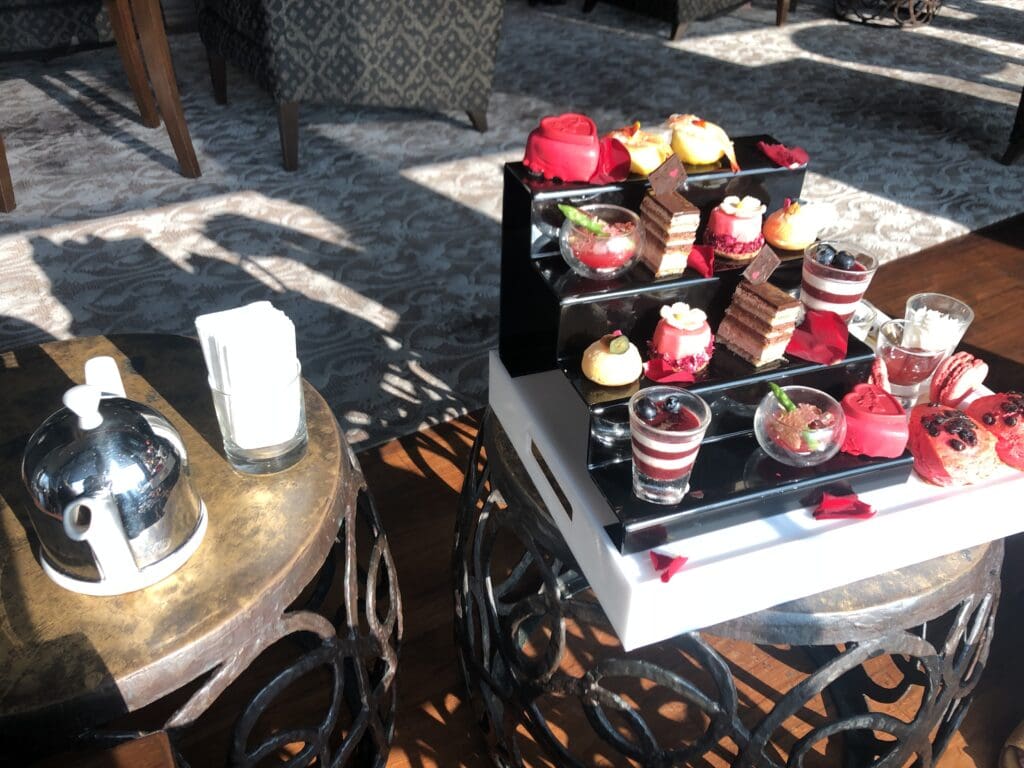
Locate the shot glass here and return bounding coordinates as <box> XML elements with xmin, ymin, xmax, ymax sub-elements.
<box><xmin>629</xmin><ymin>386</ymin><xmax>711</xmax><ymax>505</ymax></box>
<box><xmin>876</xmin><ymin>319</ymin><xmax>948</xmax><ymax>410</ymax></box>
<box><xmin>801</xmin><ymin>242</ymin><xmax>880</xmax><ymax>323</ymax></box>
<box><xmin>209</xmin><ymin>362</ymin><xmax>308</xmax><ymax>474</ymax></box>
<box><xmin>903</xmin><ymin>292</ymin><xmax>974</xmax><ymax>355</ymax></box>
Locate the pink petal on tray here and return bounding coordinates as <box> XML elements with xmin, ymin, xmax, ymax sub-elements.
<box><xmin>813</xmin><ymin>492</ymin><xmax>876</xmax><ymax>520</ymax></box>
<box><xmin>650</xmin><ymin>551</ymin><xmax>688</xmax><ymax>582</ymax></box>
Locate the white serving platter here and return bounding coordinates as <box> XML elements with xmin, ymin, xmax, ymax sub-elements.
<box><xmin>488</xmin><ymin>351</ymin><xmax>1022</xmax><ymax>651</ymax></box>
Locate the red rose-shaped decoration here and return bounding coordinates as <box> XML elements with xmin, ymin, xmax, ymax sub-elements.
<box><xmin>523</xmin><ymin>113</ymin><xmax>600</xmax><ymax>182</ymax></box>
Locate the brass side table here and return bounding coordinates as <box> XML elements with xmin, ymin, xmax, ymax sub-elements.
<box><xmin>454</xmin><ymin>411</ymin><xmax>1002</xmax><ymax>767</ymax></box>
<box><xmin>0</xmin><ymin>334</ymin><xmax>400</xmax><ymax>766</ymax></box>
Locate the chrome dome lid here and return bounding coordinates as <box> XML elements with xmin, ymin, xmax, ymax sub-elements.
<box><xmin>21</xmin><ymin>385</ymin><xmax>206</xmax><ymax>595</ymax></box>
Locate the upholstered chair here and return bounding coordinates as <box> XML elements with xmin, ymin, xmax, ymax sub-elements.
<box><xmin>582</xmin><ymin>0</ymin><xmax>796</xmax><ymax>40</ymax></box>
<box><xmin>194</xmin><ymin>0</ymin><xmax>505</xmax><ymax>170</ymax></box>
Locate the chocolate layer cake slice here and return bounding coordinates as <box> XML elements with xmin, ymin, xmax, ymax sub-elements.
<box><xmin>639</xmin><ymin>191</ymin><xmax>699</xmax><ymax>277</ymax></box>
<box><xmin>717</xmin><ymin>280</ymin><xmax>801</xmax><ymax>366</ymax></box>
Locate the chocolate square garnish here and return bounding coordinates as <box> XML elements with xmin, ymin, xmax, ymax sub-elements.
<box><xmin>742</xmin><ymin>245</ymin><xmax>781</xmax><ymax>285</ymax></box>
<box><xmin>648</xmin><ymin>155</ymin><xmax>686</xmax><ymax>198</ymax></box>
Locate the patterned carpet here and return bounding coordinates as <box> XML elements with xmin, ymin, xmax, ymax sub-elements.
<box><xmin>1</xmin><ymin>0</ymin><xmax>1021</xmax><ymax>447</ymax></box>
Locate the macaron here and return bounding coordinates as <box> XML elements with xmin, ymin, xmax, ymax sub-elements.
<box><xmin>929</xmin><ymin>351</ymin><xmax>988</xmax><ymax>408</ymax></box>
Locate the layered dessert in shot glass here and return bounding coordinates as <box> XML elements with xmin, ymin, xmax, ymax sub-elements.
<box><xmin>629</xmin><ymin>385</ymin><xmax>711</xmax><ymax>505</ymax></box>
<box><xmin>800</xmin><ymin>242</ymin><xmax>879</xmax><ymax>323</ymax></box>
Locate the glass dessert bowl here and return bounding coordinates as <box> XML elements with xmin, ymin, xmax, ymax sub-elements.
<box><xmin>754</xmin><ymin>385</ymin><xmax>847</xmax><ymax>467</ymax></box>
<box><xmin>558</xmin><ymin>203</ymin><xmax>640</xmax><ymax>280</ymax></box>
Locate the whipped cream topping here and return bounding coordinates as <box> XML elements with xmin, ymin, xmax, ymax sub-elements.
<box><xmin>660</xmin><ymin>302</ymin><xmax>708</xmax><ymax>330</ymax></box>
<box><xmin>719</xmin><ymin>195</ymin><xmax>766</xmax><ymax>218</ymax></box>
<box><xmin>903</xmin><ymin>308</ymin><xmax>965</xmax><ymax>352</ymax></box>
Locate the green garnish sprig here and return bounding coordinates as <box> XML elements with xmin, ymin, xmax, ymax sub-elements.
<box><xmin>768</xmin><ymin>382</ymin><xmax>820</xmax><ymax>451</ymax></box>
<box><xmin>558</xmin><ymin>204</ymin><xmax>609</xmax><ymax>236</ymax></box>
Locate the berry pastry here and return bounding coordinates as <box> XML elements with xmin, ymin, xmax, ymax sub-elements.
<box><xmin>582</xmin><ymin>332</ymin><xmax>643</xmax><ymax>387</ymax></box>
<box><xmin>966</xmin><ymin>392</ymin><xmax>1024</xmax><ymax>471</ymax></box>
<box><xmin>908</xmin><ymin>404</ymin><xmax>1001</xmax><ymax>486</ymax></box>
<box><xmin>649</xmin><ymin>302</ymin><xmax>714</xmax><ymax>374</ymax></box>
<box><xmin>704</xmin><ymin>195</ymin><xmax>767</xmax><ymax>266</ymax></box>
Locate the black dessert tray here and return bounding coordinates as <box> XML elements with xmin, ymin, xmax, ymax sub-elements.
<box><xmin>567</xmin><ymin>332</ymin><xmax>910</xmax><ymax>555</ymax></box>
<box><xmin>594</xmin><ymin>435</ymin><xmax>914</xmax><ymax>555</ymax></box>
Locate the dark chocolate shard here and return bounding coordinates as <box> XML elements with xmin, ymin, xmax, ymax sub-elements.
<box><xmin>648</xmin><ymin>154</ymin><xmax>686</xmax><ymax>198</ymax></box>
<box><xmin>742</xmin><ymin>245</ymin><xmax>782</xmax><ymax>285</ymax></box>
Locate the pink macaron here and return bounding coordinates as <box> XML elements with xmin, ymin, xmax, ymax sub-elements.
<box><xmin>929</xmin><ymin>351</ymin><xmax>989</xmax><ymax>407</ymax></box>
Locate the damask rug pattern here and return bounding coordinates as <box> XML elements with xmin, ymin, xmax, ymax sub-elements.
<box><xmin>1</xmin><ymin>0</ymin><xmax>1021</xmax><ymax>446</ymax></box>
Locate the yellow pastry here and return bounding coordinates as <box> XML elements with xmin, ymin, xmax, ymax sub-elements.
<box><xmin>582</xmin><ymin>332</ymin><xmax>643</xmax><ymax>387</ymax></box>
<box><xmin>668</xmin><ymin>114</ymin><xmax>740</xmax><ymax>172</ymax></box>
<box><xmin>606</xmin><ymin>122</ymin><xmax>674</xmax><ymax>176</ymax></box>
<box><xmin>763</xmin><ymin>198</ymin><xmax>823</xmax><ymax>251</ymax></box>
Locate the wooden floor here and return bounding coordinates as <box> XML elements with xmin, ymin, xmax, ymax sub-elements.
<box><xmin>37</xmin><ymin>214</ymin><xmax>1024</xmax><ymax>767</ymax></box>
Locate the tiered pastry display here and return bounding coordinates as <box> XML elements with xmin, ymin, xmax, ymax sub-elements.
<box><xmin>649</xmin><ymin>303</ymin><xmax>714</xmax><ymax>374</ymax></box>
<box><xmin>717</xmin><ymin>280</ymin><xmax>801</xmax><ymax>366</ymax></box>
<box><xmin>504</xmin><ymin>110</ymin><xmax>1024</xmax><ymax>551</ymax></box>
<box><xmin>704</xmin><ymin>196</ymin><xmax>767</xmax><ymax>266</ymax></box>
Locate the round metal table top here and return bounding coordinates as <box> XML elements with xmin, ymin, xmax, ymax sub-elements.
<box><xmin>0</xmin><ymin>334</ymin><xmax>348</xmax><ymax>728</ymax></box>
<box><xmin>484</xmin><ymin>410</ymin><xmax>1002</xmax><ymax>647</ymax></box>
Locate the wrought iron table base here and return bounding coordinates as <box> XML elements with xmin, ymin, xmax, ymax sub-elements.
<box><xmin>454</xmin><ymin>412</ymin><xmax>1002</xmax><ymax>767</ymax></box>
<box><xmin>88</xmin><ymin>468</ymin><xmax>400</xmax><ymax>768</ymax></box>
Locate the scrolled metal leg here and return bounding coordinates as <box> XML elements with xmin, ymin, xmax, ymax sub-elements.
<box><xmin>455</xmin><ymin>412</ymin><xmax>1001</xmax><ymax>768</ymax></box>
<box><xmin>162</xmin><ymin>454</ymin><xmax>400</xmax><ymax>768</ymax></box>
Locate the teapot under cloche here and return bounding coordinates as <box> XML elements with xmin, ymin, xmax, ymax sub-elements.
<box><xmin>21</xmin><ymin>382</ymin><xmax>207</xmax><ymax>596</ymax></box>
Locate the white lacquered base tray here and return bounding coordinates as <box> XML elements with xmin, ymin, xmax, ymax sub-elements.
<box><xmin>488</xmin><ymin>351</ymin><xmax>1023</xmax><ymax>651</ymax></box>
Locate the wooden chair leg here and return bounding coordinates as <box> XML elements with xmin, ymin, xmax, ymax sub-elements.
<box><xmin>208</xmin><ymin>53</ymin><xmax>227</xmax><ymax>105</ymax></box>
<box><xmin>278</xmin><ymin>102</ymin><xmax>299</xmax><ymax>171</ymax></box>
<box><xmin>106</xmin><ymin>0</ymin><xmax>159</xmax><ymax>127</ymax></box>
<box><xmin>1000</xmin><ymin>86</ymin><xmax>1024</xmax><ymax>166</ymax></box>
<box><xmin>670</xmin><ymin>20</ymin><xmax>689</xmax><ymax>40</ymax></box>
<box><xmin>128</xmin><ymin>0</ymin><xmax>201</xmax><ymax>178</ymax></box>
<box><xmin>467</xmin><ymin>110</ymin><xmax>487</xmax><ymax>133</ymax></box>
<box><xmin>0</xmin><ymin>134</ymin><xmax>15</xmax><ymax>213</ymax></box>
<box><xmin>776</xmin><ymin>0</ymin><xmax>791</xmax><ymax>25</ymax></box>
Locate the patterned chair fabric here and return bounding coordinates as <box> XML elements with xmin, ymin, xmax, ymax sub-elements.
<box><xmin>0</xmin><ymin>1</ymin><xmax>113</xmax><ymax>56</ymax></box>
<box><xmin>195</xmin><ymin>0</ymin><xmax>505</xmax><ymax>116</ymax></box>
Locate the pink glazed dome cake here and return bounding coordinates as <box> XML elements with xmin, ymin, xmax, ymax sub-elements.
<box><xmin>704</xmin><ymin>195</ymin><xmax>767</xmax><ymax>266</ymax></box>
<box><xmin>649</xmin><ymin>302</ymin><xmax>714</xmax><ymax>374</ymax></box>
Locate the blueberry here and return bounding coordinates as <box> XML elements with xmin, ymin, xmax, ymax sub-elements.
<box><xmin>835</xmin><ymin>250</ymin><xmax>857</xmax><ymax>270</ymax></box>
<box><xmin>816</xmin><ymin>243</ymin><xmax>836</xmax><ymax>265</ymax></box>
<box><xmin>664</xmin><ymin>395</ymin><xmax>682</xmax><ymax>414</ymax></box>
<box><xmin>637</xmin><ymin>397</ymin><xmax>658</xmax><ymax>422</ymax></box>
